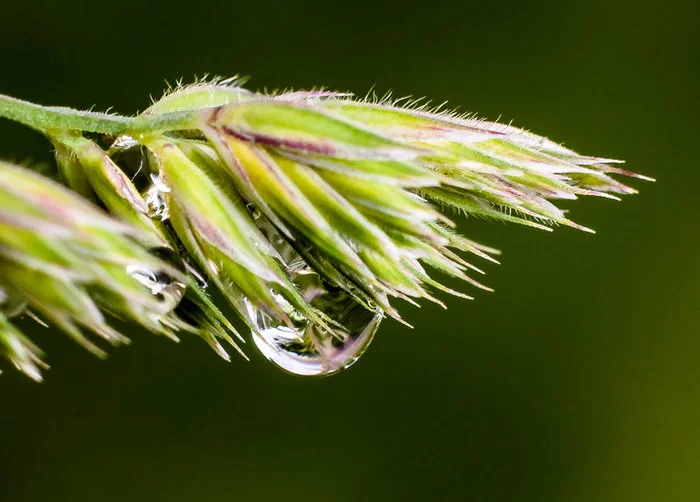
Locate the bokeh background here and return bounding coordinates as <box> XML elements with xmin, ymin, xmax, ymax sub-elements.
<box><xmin>0</xmin><ymin>1</ymin><xmax>698</xmax><ymax>500</ymax></box>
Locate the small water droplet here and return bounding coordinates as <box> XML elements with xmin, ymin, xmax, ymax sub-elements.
<box><xmin>207</xmin><ymin>260</ymin><xmax>220</xmax><ymax>275</ymax></box>
<box><xmin>110</xmin><ymin>135</ymin><xmax>140</xmax><ymax>151</ymax></box>
<box><xmin>127</xmin><ymin>248</ymin><xmax>186</xmax><ymax>312</ymax></box>
<box><xmin>108</xmin><ymin>135</ymin><xmax>150</xmax><ymax>185</ymax></box>
<box><xmin>245</xmin><ymin>202</ymin><xmax>262</xmax><ymax>220</ymax></box>
<box><xmin>144</xmin><ymin>174</ymin><xmax>171</xmax><ymax>221</ymax></box>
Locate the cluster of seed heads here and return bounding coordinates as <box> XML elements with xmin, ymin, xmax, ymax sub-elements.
<box><xmin>0</xmin><ymin>78</ymin><xmax>651</xmax><ymax>380</ymax></box>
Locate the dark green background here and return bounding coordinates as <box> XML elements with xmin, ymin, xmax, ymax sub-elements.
<box><xmin>0</xmin><ymin>1</ymin><xmax>698</xmax><ymax>500</ymax></box>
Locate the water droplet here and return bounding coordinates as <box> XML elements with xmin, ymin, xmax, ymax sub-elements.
<box><xmin>249</xmin><ymin>284</ymin><xmax>382</xmax><ymax>376</ymax></box>
<box><xmin>144</xmin><ymin>174</ymin><xmax>171</xmax><ymax>221</ymax></box>
<box><xmin>242</xmin><ymin>209</ymin><xmax>383</xmax><ymax>375</ymax></box>
<box><xmin>110</xmin><ymin>135</ymin><xmax>140</xmax><ymax>151</ymax></box>
<box><xmin>108</xmin><ymin>135</ymin><xmax>150</xmax><ymax>184</ymax></box>
<box><xmin>247</xmin><ymin>241</ymin><xmax>381</xmax><ymax>375</ymax></box>
<box><xmin>245</xmin><ymin>202</ymin><xmax>262</xmax><ymax>220</ymax></box>
<box><xmin>127</xmin><ymin>248</ymin><xmax>187</xmax><ymax>312</ymax></box>
<box><xmin>107</xmin><ymin>139</ymin><xmax>170</xmax><ymax>222</ymax></box>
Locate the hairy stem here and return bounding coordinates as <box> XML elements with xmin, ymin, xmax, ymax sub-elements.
<box><xmin>0</xmin><ymin>93</ymin><xmax>200</xmax><ymax>135</ymax></box>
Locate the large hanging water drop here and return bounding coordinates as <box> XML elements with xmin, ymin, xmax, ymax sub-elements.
<box><xmin>247</xmin><ymin>274</ymin><xmax>382</xmax><ymax>376</ymax></box>
<box><xmin>245</xmin><ymin>208</ymin><xmax>383</xmax><ymax>376</ymax></box>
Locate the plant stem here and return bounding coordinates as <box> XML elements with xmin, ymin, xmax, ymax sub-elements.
<box><xmin>0</xmin><ymin>93</ymin><xmax>200</xmax><ymax>135</ymax></box>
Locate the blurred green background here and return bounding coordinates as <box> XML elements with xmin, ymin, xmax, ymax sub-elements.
<box><xmin>0</xmin><ymin>0</ymin><xmax>698</xmax><ymax>500</ymax></box>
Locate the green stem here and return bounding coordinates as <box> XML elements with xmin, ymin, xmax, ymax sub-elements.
<box><xmin>0</xmin><ymin>93</ymin><xmax>200</xmax><ymax>135</ymax></box>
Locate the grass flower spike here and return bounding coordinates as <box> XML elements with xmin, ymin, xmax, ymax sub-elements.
<box><xmin>0</xmin><ymin>78</ymin><xmax>651</xmax><ymax>380</ymax></box>
<box><xmin>0</xmin><ymin>161</ymin><xmax>184</xmax><ymax>380</ymax></box>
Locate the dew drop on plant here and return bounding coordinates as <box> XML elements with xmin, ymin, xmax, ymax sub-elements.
<box><xmin>245</xmin><ymin>202</ymin><xmax>261</xmax><ymax>220</ymax></box>
<box><xmin>127</xmin><ymin>264</ymin><xmax>186</xmax><ymax>311</ymax></box>
<box><xmin>126</xmin><ymin>248</ymin><xmax>187</xmax><ymax>312</ymax></box>
<box><xmin>244</xmin><ymin>213</ymin><xmax>383</xmax><ymax>376</ymax></box>
<box><xmin>143</xmin><ymin>174</ymin><xmax>171</xmax><ymax>221</ymax></box>
<box><xmin>108</xmin><ymin>135</ymin><xmax>148</xmax><ymax>179</ymax></box>
<box><xmin>247</xmin><ymin>276</ymin><xmax>382</xmax><ymax>376</ymax></box>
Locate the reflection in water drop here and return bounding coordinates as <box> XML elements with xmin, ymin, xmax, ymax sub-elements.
<box><xmin>144</xmin><ymin>174</ymin><xmax>171</xmax><ymax>221</ymax></box>
<box><xmin>244</xmin><ymin>207</ymin><xmax>383</xmax><ymax>376</ymax></box>
<box><xmin>126</xmin><ymin>263</ymin><xmax>186</xmax><ymax>312</ymax></box>
<box><xmin>248</xmin><ymin>282</ymin><xmax>382</xmax><ymax>376</ymax></box>
<box><xmin>110</xmin><ymin>135</ymin><xmax>140</xmax><ymax>151</ymax></box>
<box><xmin>245</xmin><ymin>202</ymin><xmax>261</xmax><ymax>220</ymax></box>
<box><xmin>108</xmin><ymin>136</ymin><xmax>171</xmax><ymax>223</ymax></box>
